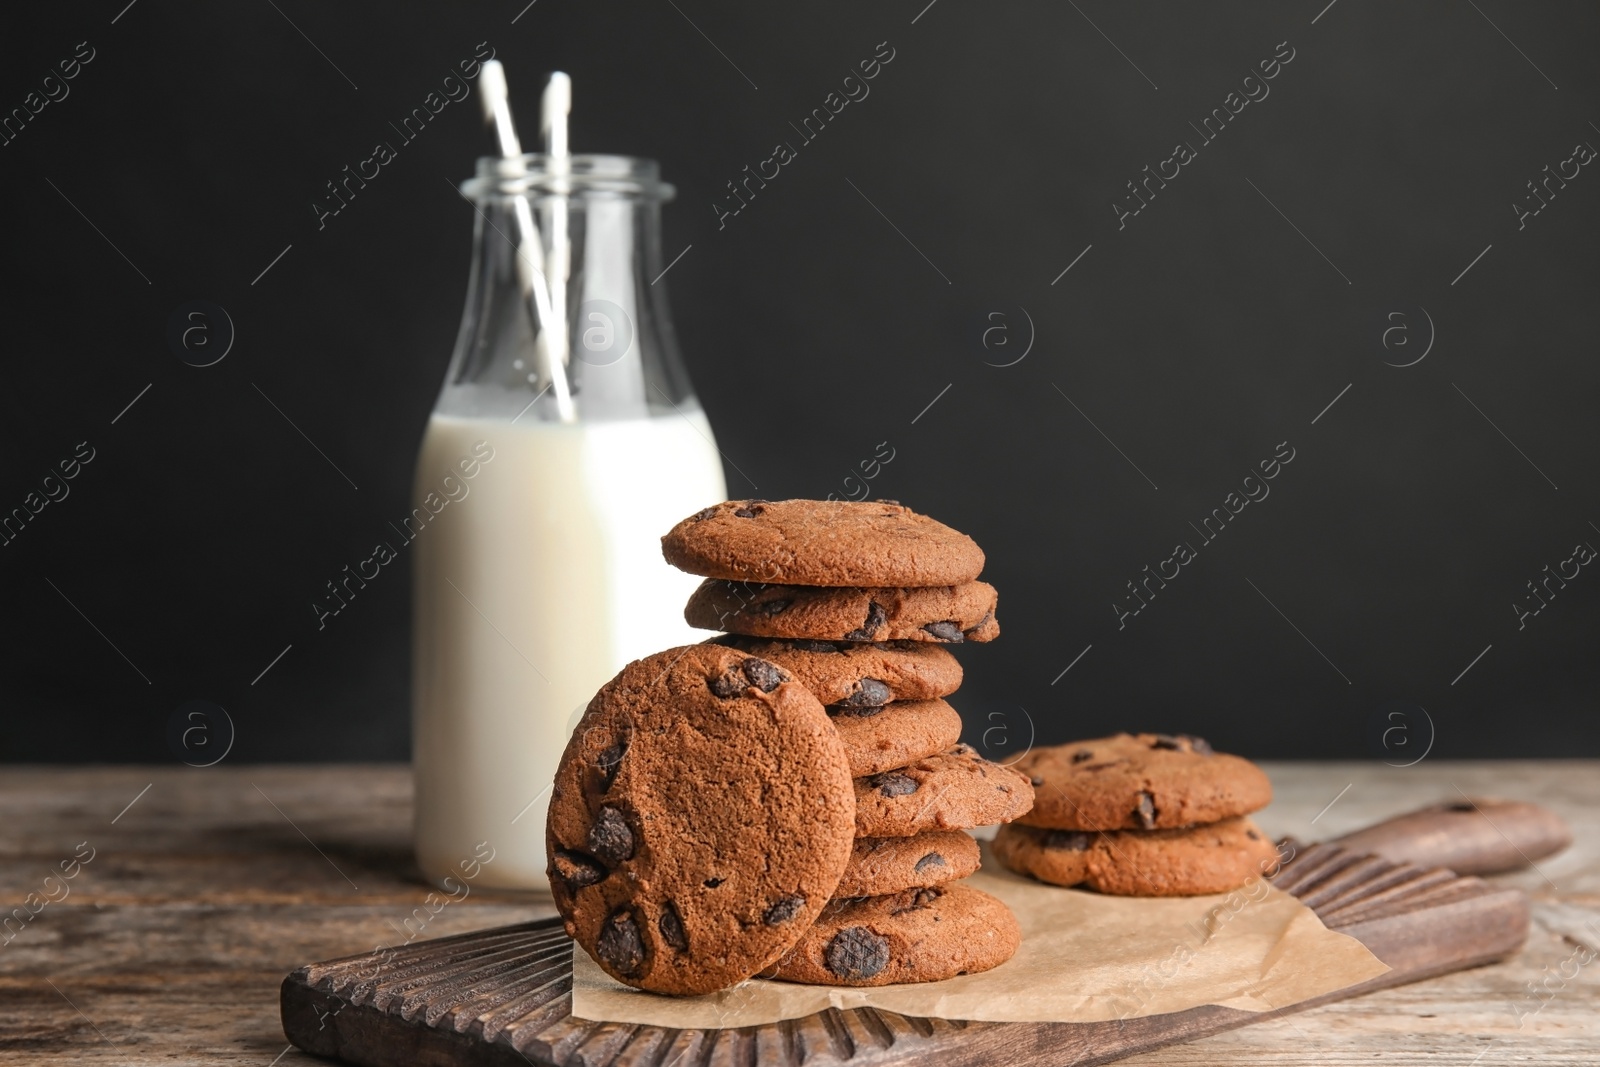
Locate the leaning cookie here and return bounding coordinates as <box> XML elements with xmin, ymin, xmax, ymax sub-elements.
<box><xmin>992</xmin><ymin>817</ymin><xmax>1283</xmax><ymax>896</ymax></box>
<box><xmin>837</xmin><ymin>831</ymin><xmax>982</xmax><ymax>897</ymax></box>
<box><xmin>707</xmin><ymin>636</ymin><xmax>963</xmax><ymax>707</ymax></box>
<box><xmin>1015</xmin><ymin>733</ymin><xmax>1272</xmax><ymax>832</ymax></box>
<box><xmin>829</xmin><ymin>698</ymin><xmax>964</xmax><ymax>778</ymax></box>
<box><xmin>765</xmin><ymin>885</ymin><xmax>1020</xmax><ymax>986</ymax></box>
<box><xmin>546</xmin><ymin>646</ymin><xmax>855</xmax><ymax>995</ymax></box>
<box><xmin>686</xmin><ymin>580</ymin><xmax>999</xmax><ymax>644</ymax></box>
<box><xmin>854</xmin><ymin>745</ymin><xmax>1035</xmax><ymax>837</ymax></box>
<box><xmin>662</xmin><ymin>498</ymin><xmax>985</xmax><ymax>588</ymax></box>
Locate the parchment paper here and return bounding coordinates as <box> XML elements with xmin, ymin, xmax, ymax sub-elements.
<box><xmin>571</xmin><ymin>844</ymin><xmax>1389</xmax><ymax>1027</ymax></box>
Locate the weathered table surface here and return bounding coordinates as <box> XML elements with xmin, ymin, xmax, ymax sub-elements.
<box><xmin>2</xmin><ymin>762</ymin><xmax>1596</xmax><ymax>1066</ymax></box>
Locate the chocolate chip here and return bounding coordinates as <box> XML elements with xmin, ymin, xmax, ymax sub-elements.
<box><xmin>595</xmin><ymin>740</ymin><xmax>627</xmax><ymax>792</ymax></box>
<box><xmin>1245</xmin><ymin>829</ymin><xmax>1261</xmax><ymax>841</ymax></box>
<box><xmin>843</xmin><ymin>602</ymin><xmax>888</xmax><ymax>641</ymax></box>
<box><xmin>790</xmin><ymin>639</ymin><xmax>840</xmax><ymax>653</ymax></box>
<box><xmin>913</xmin><ymin>852</ymin><xmax>946</xmax><ymax>873</ymax></box>
<box><xmin>754</xmin><ymin>598</ymin><xmax>791</xmax><ymax>616</ymax></box>
<box><xmin>1042</xmin><ymin>830</ymin><xmax>1090</xmax><ymax>851</ymax></box>
<box><xmin>1030</xmin><ymin>776</ymin><xmax>1044</xmax><ymax>787</ymax></box>
<box><xmin>658</xmin><ymin>903</ymin><xmax>688</xmax><ymax>952</ymax></box>
<box><xmin>709</xmin><ymin>671</ymin><xmax>744</xmax><ymax>698</ymax></box>
<box><xmin>551</xmin><ymin>849</ymin><xmax>608</xmax><ymax>889</ymax></box>
<box><xmin>1184</xmin><ymin>735</ymin><xmax>1214</xmax><ymax>755</ymax></box>
<box><xmin>824</xmin><ymin>926</ymin><xmax>889</xmax><ymax>980</ymax></box>
<box><xmin>829</xmin><ymin>703</ymin><xmax>885</xmax><ymax>719</ymax></box>
<box><xmin>1134</xmin><ymin>791</ymin><xmax>1157</xmax><ymax>830</ymax></box>
<box><xmin>1080</xmin><ymin>761</ymin><xmax>1121</xmax><ymax>772</ymax></box>
<box><xmin>840</xmin><ymin>678</ymin><xmax>892</xmax><ymax>707</ymax></box>
<box><xmin>870</xmin><ymin>772</ymin><xmax>919</xmax><ymax>797</ymax></box>
<box><xmin>733</xmin><ymin>507</ymin><xmax>759</xmax><ymax>518</ymax></box>
<box><xmin>1071</xmin><ymin>750</ymin><xmax>1094</xmax><ymax>763</ymax></box>
<box><xmin>763</xmin><ymin>894</ymin><xmax>806</xmax><ymax>925</ymax></box>
<box><xmin>586</xmin><ymin>806</ymin><xmax>635</xmax><ymax>866</ymax></box>
<box><xmin>922</xmin><ymin>620</ymin><xmax>964</xmax><ymax>642</ymax></box>
<box><xmin>741</xmin><ymin>657</ymin><xmax>784</xmax><ymax>693</ymax></box>
<box><xmin>1150</xmin><ymin>734</ymin><xmax>1183</xmax><ymax>751</ymax></box>
<box><xmin>596</xmin><ymin>909</ymin><xmax>645</xmax><ymax>977</ymax></box>
<box><xmin>710</xmin><ymin>655</ymin><xmax>783</xmax><ymax>697</ymax></box>
<box><xmin>703</xmin><ymin>876</ymin><xmax>725</xmax><ymax>888</ymax></box>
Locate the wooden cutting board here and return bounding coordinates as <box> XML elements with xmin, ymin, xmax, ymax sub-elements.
<box><xmin>280</xmin><ymin>798</ymin><xmax>1568</xmax><ymax>1067</ymax></box>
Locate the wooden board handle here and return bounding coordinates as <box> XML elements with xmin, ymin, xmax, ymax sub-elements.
<box><xmin>1330</xmin><ymin>797</ymin><xmax>1571</xmax><ymax>875</ymax></box>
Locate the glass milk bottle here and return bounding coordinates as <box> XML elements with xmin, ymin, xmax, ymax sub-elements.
<box><xmin>412</xmin><ymin>154</ymin><xmax>725</xmax><ymax>890</ymax></box>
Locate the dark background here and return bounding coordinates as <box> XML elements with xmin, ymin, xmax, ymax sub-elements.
<box><xmin>3</xmin><ymin>1</ymin><xmax>1596</xmax><ymax>763</ymax></box>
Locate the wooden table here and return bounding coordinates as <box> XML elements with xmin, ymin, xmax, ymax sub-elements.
<box><xmin>2</xmin><ymin>763</ymin><xmax>1596</xmax><ymax>1066</ymax></box>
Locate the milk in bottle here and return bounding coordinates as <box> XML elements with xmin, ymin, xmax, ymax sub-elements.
<box><xmin>413</xmin><ymin>140</ymin><xmax>725</xmax><ymax>889</ymax></box>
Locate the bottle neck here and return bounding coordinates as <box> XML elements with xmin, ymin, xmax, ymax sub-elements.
<box><xmin>437</xmin><ymin>167</ymin><xmax>698</xmax><ymax>424</ymax></box>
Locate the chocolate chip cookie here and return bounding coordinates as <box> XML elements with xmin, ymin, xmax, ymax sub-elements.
<box><xmin>1015</xmin><ymin>733</ymin><xmax>1271</xmax><ymax>832</ymax></box>
<box><xmin>685</xmin><ymin>580</ymin><xmax>999</xmax><ymax>644</ymax></box>
<box><xmin>828</xmin><ymin>698</ymin><xmax>964</xmax><ymax>778</ymax></box>
<box><xmin>707</xmin><ymin>636</ymin><xmax>963</xmax><ymax>707</ymax></box>
<box><xmin>854</xmin><ymin>745</ymin><xmax>1035</xmax><ymax>837</ymax></box>
<box><xmin>992</xmin><ymin>817</ymin><xmax>1284</xmax><ymax>896</ymax></box>
<box><xmin>546</xmin><ymin>645</ymin><xmax>855</xmax><ymax>995</ymax></box>
<box><xmin>837</xmin><ymin>830</ymin><xmax>983</xmax><ymax>897</ymax></box>
<box><xmin>766</xmin><ymin>884</ymin><xmax>1020</xmax><ymax>986</ymax></box>
<box><xmin>662</xmin><ymin>499</ymin><xmax>985</xmax><ymax>588</ymax></box>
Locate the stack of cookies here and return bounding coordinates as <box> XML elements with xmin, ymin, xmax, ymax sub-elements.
<box><xmin>995</xmin><ymin>733</ymin><xmax>1279</xmax><ymax>896</ymax></box>
<box><xmin>547</xmin><ymin>500</ymin><xmax>1033</xmax><ymax>994</ymax></box>
<box><xmin>660</xmin><ymin>499</ymin><xmax>1034</xmax><ymax>987</ymax></box>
